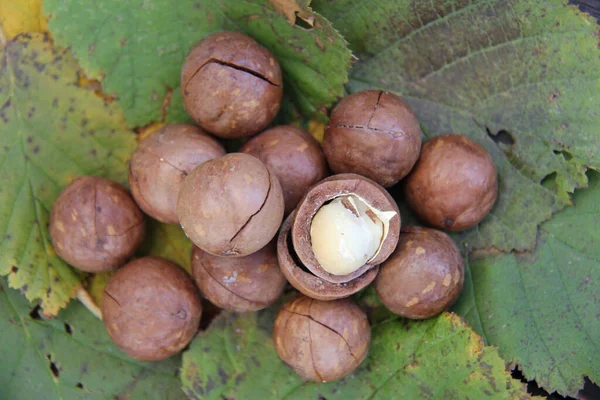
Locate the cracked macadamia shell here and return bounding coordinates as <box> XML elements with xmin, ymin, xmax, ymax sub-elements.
<box><xmin>102</xmin><ymin>256</ymin><xmax>202</xmax><ymax>361</ymax></box>
<box><xmin>240</xmin><ymin>125</ymin><xmax>328</xmax><ymax>215</ymax></box>
<box><xmin>177</xmin><ymin>153</ymin><xmax>284</xmax><ymax>257</ymax></box>
<box><xmin>292</xmin><ymin>174</ymin><xmax>400</xmax><ymax>284</ymax></box>
<box><xmin>375</xmin><ymin>226</ymin><xmax>464</xmax><ymax>319</ymax></box>
<box><xmin>404</xmin><ymin>134</ymin><xmax>498</xmax><ymax>231</ymax></box>
<box><xmin>278</xmin><ymin>212</ymin><xmax>379</xmax><ymax>301</ymax></box>
<box><xmin>274</xmin><ymin>295</ymin><xmax>370</xmax><ymax>382</ymax></box>
<box><xmin>49</xmin><ymin>176</ymin><xmax>145</xmax><ymax>273</ymax></box>
<box><xmin>322</xmin><ymin>90</ymin><xmax>422</xmax><ymax>187</ymax></box>
<box><xmin>129</xmin><ymin>124</ymin><xmax>226</xmax><ymax>224</ymax></box>
<box><xmin>191</xmin><ymin>241</ymin><xmax>286</xmax><ymax>312</ymax></box>
<box><xmin>181</xmin><ymin>31</ymin><xmax>283</xmax><ymax>138</ymax></box>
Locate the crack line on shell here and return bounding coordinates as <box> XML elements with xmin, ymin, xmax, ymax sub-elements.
<box><xmin>104</xmin><ymin>289</ymin><xmax>189</xmax><ymax>320</ymax></box>
<box><xmin>333</xmin><ymin>124</ymin><xmax>416</xmax><ymax>145</ymax></box>
<box><xmin>198</xmin><ymin>260</ymin><xmax>266</xmax><ymax>307</ymax></box>
<box><xmin>142</xmin><ymin>147</ymin><xmax>188</xmax><ymax>176</ymax></box>
<box><xmin>184</xmin><ymin>58</ymin><xmax>280</xmax><ymax>93</ymax></box>
<box><xmin>307</xmin><ymin>298</ymin><xmax>324</xmax><ymax>382</ymax></box>
<box><xmin>366</xmin><ymin>90</ymin><xmax>384</xmax><ymax>128</ymax></box>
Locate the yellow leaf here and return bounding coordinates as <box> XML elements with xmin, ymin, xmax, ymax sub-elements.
<box><xmin>0</xmin><ymin>0</ymin><xmax>47</xmax><ymax>39</ymax></box>
<box><xmin>268</xmin><ymin>0</ymin><xmax>314</xmax><ymax>26</ymax></box>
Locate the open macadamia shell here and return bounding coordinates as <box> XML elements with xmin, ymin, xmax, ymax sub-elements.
<box><xmin>274</xmin><ymin>295</ymin><xmax>370</xmax><ymax>382</ymax></box>
<box><xmin>240</xmin><ymin>125</ymin><xmax>328</xmax><ymax>215</ymax></box>
<box><xmin>404</xmin><ymin>134</ymin><xmax>498</xmax><ymax>231</ymax></box>
<box><xmin>129</xmin><ymin>124</ymin><xmax>226</xmax><ymax>224</ymax></box>
<box><xmin>180</xmin><ymin>31</ymin><xmax>283</xmax><ymax>138</ymax></box>
<box><xmin>292</xmin><ymin>174</ymin><xmax>400</xmax><ymax>284</ymax></box>
<box><xmin>50</xmin><ymin>176</ymin><xmax>145</xmax><ymax>273</ymax></box>
<box><xmin>191</xmin><ymin>241</ymin><xmax>286</xmax><ymax>312</ymax></box>
<box><xmin>177</xmin><ymin>153</ymin><xmax>284</xmax><ymax>257</ymax></box>
<box><xmin>102</xmin><ymin>257</ymin><xmax>202</xmax><ymax>361</ymax></box>
<box><xmin>278</xmin><ymin>212</ymin><xmax>379</xmax><ymax>301</ymax></box>
<box><xmin>323</xmin><ymin>90</ymin><xmax>422</xmax><ymax>187</ymax></box>
<box><xmin>375</xmin><ymin>226</ymin><xmax>464</xmax><ymax>319</ymax></box>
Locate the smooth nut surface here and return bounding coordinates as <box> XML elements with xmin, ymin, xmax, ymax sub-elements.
<box><xmin>102</xmin><ymin>257</ymin><xmax>202</xmax><ymax>361</ymax></box>
<box><xmin>192</xmin><ymin>241</ymin><xmax>286</xmax><ymax>312</ymax></box>
<box><xmin>240</xmin><ymin>125</ymin><xmax>328</xmax><ymax>214</ymax></box>
<box><xmin>292</xmin><ymin>174</ymin><xmax>400</xmax><ymax>283</ymax></box>
<box><xmin>50</xmin><ymin>176</ymin><xmax>145</xmax><ymax>272</ymax></box>
<box><xmin>181</xmin><ymin>32</ymin><xmax>283</xmax><ymax>138</ymax></box>
<box><xmin>323</xmin><ymin>90</ymin><xmax>422</xmax><ymax>187</ymax></box>
<box><xmin>404</xmin><ymin>134</ymin><xmax>498</xmax><ymax>231</ymax></box>
<box><xmin>129</xmin><ymin>124</ymin><xmax>225</xmax><ymax>224</ymax></box>
<box><xmin>375</xmin><ymin>226</ymin><xmax>464</xmax><ymax>319</ymax></box>
<box><xmin>277</xmin><ymin>212</ymin><xmax>379</xmax><ymax>301</ymax></box>
<box><xmin>177</xmin><ymin>153</ymin><xmax>284</xmax><ymax>257</ymax></box>
<box><xmin>274</xmin><ymin>295</ymin><xmax>370</xmax><ymax>382</ymax></box>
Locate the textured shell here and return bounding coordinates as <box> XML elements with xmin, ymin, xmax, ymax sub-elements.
<box><xmin>241</xmin><ymin>125</ymin><xmax>328</xmax><ymax>215</ymax></box>
<box><xmin>375</xmin><ymin>226</ymin><xmax>464</xmax><ymax>319</ymax></box>
<box><xmin>177</xmin><ymin>153</ymin><xmax>284</xmax><ymax>257</ymax></box>
<box><xmin>323</xmin><ymin>90</ymin><xmax>422</xmax><ymax>187</ymax></box>
<box><xmin>404</xmin><ymin>134</ymin><xmax>498</xmax><ymax>231</ymax></box>
<box><xmin>292</xmin><ymin>173</ymin><xmax>400</xmax><ymax>283</ymax></box>
<box><xmin>49</xmin><ymin>176</ymin><xmax>145</xmax><ymax>272</ymax></box>
<box><xmin>273</xmin><ymin>295</ymin><xmax>370</xmax><ymax>382</ymax></box>
<box><xmin>180</xmin><ymin>32</ymin><xmax>283</xmax><ymax>138</ymax></box>
<box><xmin>102</xmin><ymin>257</ymin><xmax>202</xmax><ymax>361</ymax></box>
<box><xmin>277</xmin><ymin>212</ymin><xmax>378</xmax><ymax>300</ymax></box>
<box><xmin>129</xmin><ymin>124</ymin><xmax>225</xmax><ymax>224</ymax></box>
<box><xmin>192</xmin><ymin>241</ymin><xmax>286</xmax><ymax>312</ymax></box>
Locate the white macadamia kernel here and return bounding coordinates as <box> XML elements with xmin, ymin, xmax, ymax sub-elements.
<box><xmin>310</xmin><ymin>195</ymin><xmax>395</xmax><ymax>276</ymax></box>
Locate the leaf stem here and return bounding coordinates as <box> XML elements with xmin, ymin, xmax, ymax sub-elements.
<box><xmin>77</xmin><ymin>286</ymin><xmax>103</xmax><ymax>320</ymax></box>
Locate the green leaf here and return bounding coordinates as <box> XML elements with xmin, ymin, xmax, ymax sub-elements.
<box><xmin>0</xmin><ymin>277</ymin><xmax>186</xmax><ymax>399</ymax></box>
<box><xmin>452</xmin><ymin>171</ymin><xmax>600</xmax><ymax>396</ymax></box>
<box><xmin>181</xmin><ymin>305</ymin><xmax>528</xmax><ymax>399</ymax></box>
<box><xmin>44</xmin><ymin>0</ymin><xmax>352</xmax><ymax>127</ymax></box>
<box><xmin>138</xmin><ymin>219</ymin><xmax>194</xmax><ymax>275</ymax></box>
<box><xmin>312</xmin><ymin>0</ymin><xmax>600</xmax><ymax>252</ymax></box>
<box><xmin>0</xmin><ymin>33</ymin><xmax>136</xmax><ymax>316</ymax></box>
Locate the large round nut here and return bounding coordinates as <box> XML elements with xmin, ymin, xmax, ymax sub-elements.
<box><xmin>240</xmin><ymin>125</ymin><xmax>328</xmax><ymax>214</ymax></box>
<box><xmin>274</xmin><ymin>295</ymin><xmax>370</xmax><ymax>382</ymax></box>
<box><xmin>181</xmin><ymin>32</ymin><xmax>283</xmax><ymax>138</ymax></box>
<box><xmin>191</xmin><ymin>241</ymin><xmax>286</xmax><ymax>312</ymax></box>
<box><xmin>177</xmin><ymin>153</ymin><xmax>284</xmax><ymax>257</ymax></box>
<box><xmin>278</xmin><ymin>212</ymin><xmax>378</xmax><ymax>301</ymax></box>
<box><xmin>323</xmin><ymin>90</ymin><xmax>422</xmax><ymax>187</ymax></box>
<box><xmin>129</xmin><ymin>124</ymin><xmax>225</xmax><ymax>224</ymax></box>
<box><xmin>404</xmin><ymin>134</ymin><xmax>498</xmax><ymax>231</ymax></box>
<box><xmin>292</xmin><ymin>174</ymin><xmax>400</xmax><ymax>283</ymax></box>
<box><xmin>102</xmin><ymin>257</ymin><xmax>202</xmax><ymax>361</ymax></box>
<box><xmin>49</xmin><ymin>176</ymin><xmax>145</xmax><ymax>272</ymax></box>
<box><xmin>375</xmin><ymin>226</ymin><xmax>464</xmax><ymax>319</ymax></box>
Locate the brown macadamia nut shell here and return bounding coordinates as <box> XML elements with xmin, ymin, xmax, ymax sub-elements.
<box><xmin>292</xmin><ymin>173</ymin><xmax>400</xmax><ymax>284</ymax></box>
<box><xmin>181</xmin><ymin>32</ymin><xmax>283</xmax><ymax>138</ymax></box>
<box><xmin>375</xmin><ymin>226</ymin><xmax>464</xmax><ymax>319</ymax></box>
<box><xmin>102</xmin><ymin>257</ymin><xmax>202</xmax><ymax>361</ymax></box>
<box><xmin>177</xmin><ymin>153</ymin><xmax>284</xmax><ymax>257</ymax></box>
<box><xmin>404</xmin><ymin>134</ymin><xmax>498</xmax><ymax>231</ymax></box>
<box><xmin>278</xmin><ymin>212</ymin><xmax>378</xmax><ymax>301</ymax></box>
<box><xmin>191</xmin><ymin>241</ymin><xmax>286</xmax><ymax>312</ymax></box>
<box><xmin>323</xmin><ymin>90</ymin><xmax>422</xmax><ymax>187</ymax></box>
<box><xmin>129</xmin><ymin>124</ymin><xmax>225</xmax><ymax>224</ymax></box>
<box><xmin>240</xmin><ymin>125</ymin><xmax>328</xmax><ymax>215</ymax></box>
<box><xmin>50</xmin><ymin>176</ymin><xmax>145</xmax><ymax>272</ymax></box>
<box><xmin>274</xmin><ymin>295</ymin><xmax>370</xmax><ymax>382</ymax></box>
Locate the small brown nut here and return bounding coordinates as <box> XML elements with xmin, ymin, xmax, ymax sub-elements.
<box><xmin>191</xmin><ymin>241</ymin><xmax>286</xmax><ymax>312</ymax></box>
<box><xmin>274</xmin><ymin>295</ymin><xmax>370</xmax><ymax>382</ymax></box>
<box><xmin>375</xmin><ymin>226</ymin><xmax>464</xmax><ymax>319</ymax></box>
<box><xmin>102</xmin><ymin>257</ymin><xmax>202</xmax><ymax>361</ymax></box>
<box><xmin>278</xmin><ymin>212</ymin><xmax>378</xmax><ymax>301</ymax></box>
<box><xmin>292</xmin><ymin>174</ymin><xmax>400</xmax><ymax>284</ymax></box>
<box><xmin>177</xmin><ymin>153</ymin><xmax>284</xmax><ymax>257</ymax></box>
<box><xmin>180</xmin><ymin>32</ymin><xmax>283</xmax><ymax>138</ymax></box>
<box><xmin>240</xmin><ymin>125</ymin><xmax>328</xmax><ymax>215</ymax></box>
<box><xmin>129</xmin><ymin>124</ymin><xmax>225</xmax><ymax>224</ymax></box>
<box><xmin>404</xmin><ymin>134</ymin><xmax>498</xmax><ymax>231</ymax></box>
<box><xmin>49</xmin><ymin>176</ymin><xmax>145</xmax><ymax>272</ymax></box>
<box><xmin>322</xmin><ymin>90</ymin><xmax>422</xmax><ymax>187</ymax></box>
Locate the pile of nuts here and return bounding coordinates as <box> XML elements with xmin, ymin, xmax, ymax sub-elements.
<box><xmin>49</xmin><ymin>32</ymin><xmax>498</xmax><ymax>379</ymax></box>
